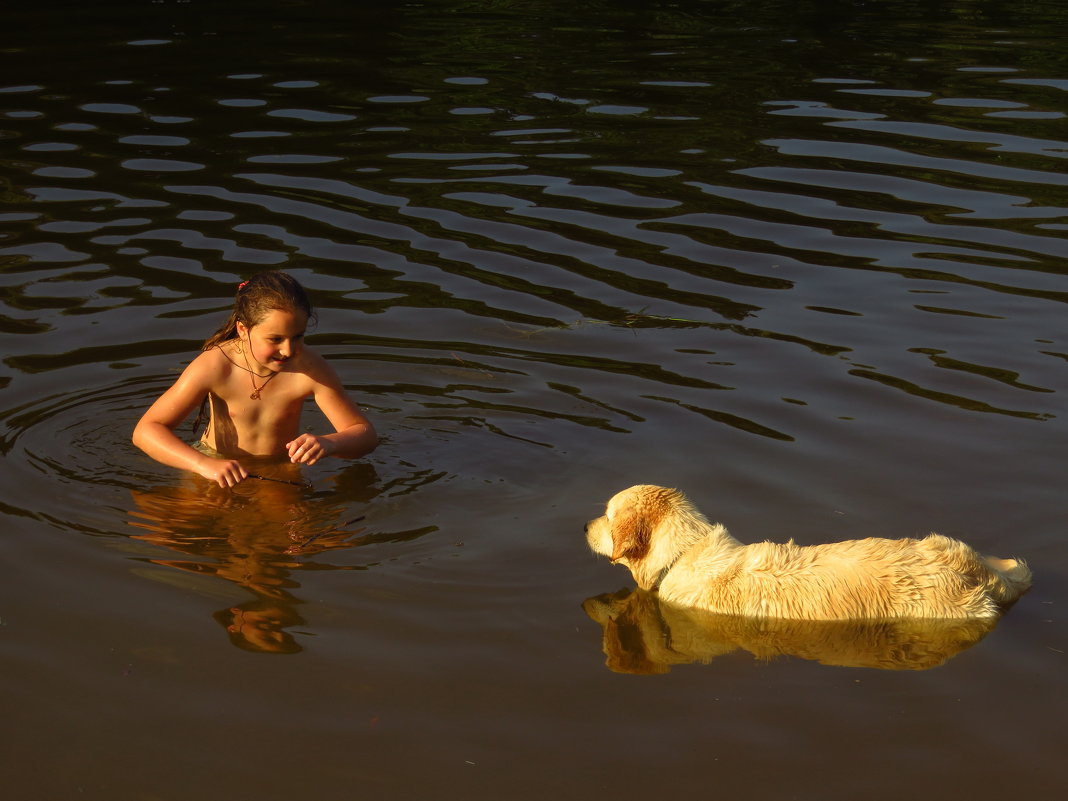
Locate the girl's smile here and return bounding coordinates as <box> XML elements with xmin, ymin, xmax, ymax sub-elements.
<box><xmin>238</xmin><ymin>309</ymin><xmax>308</xmax><ymax>372</ymax></box>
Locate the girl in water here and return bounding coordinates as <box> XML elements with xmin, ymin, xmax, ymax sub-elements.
<box><xmin>133</xmin><ymin>271</ymin><xmax>378</xmax><ymax>487</ymax></box>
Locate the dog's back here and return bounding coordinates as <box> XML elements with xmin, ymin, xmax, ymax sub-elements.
<box><xmin>662</xmin><ymin>533</ymin><xmax>1031</xmax><ymax>620</ymax></box>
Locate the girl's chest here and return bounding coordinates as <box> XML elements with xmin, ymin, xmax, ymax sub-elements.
<box><xmin>214</xmin><ymin>369</ymin><xmax>310</xmax><ymax>419</ymax></box>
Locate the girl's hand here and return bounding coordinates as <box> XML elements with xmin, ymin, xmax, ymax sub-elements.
<box><xmin>198</xmin><ymin>457</ymin><xmax>248</xmax><ymax>488</ymax></box>
<box><xmin>286</xmin><ymin>433</ymin><xmax>333</xmax><ymax>465</ymax></box>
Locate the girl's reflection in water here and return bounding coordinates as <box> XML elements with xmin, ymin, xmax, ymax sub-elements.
<box><xmin>127</xmin><ymin>460</ymin><xmax>381</xmax><ymax>654</ymax></box>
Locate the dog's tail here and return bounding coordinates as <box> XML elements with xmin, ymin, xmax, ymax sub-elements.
<box><xmin>984</xmin><ymin>555</ymin><xmax>1033</xmax><ymax>603</ymax></box>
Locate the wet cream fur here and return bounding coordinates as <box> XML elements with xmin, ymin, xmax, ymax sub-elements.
<box><xmin>585</xmin><ymin>484</ymin><xmax>1032</xmax><ymax>620</ymax></box>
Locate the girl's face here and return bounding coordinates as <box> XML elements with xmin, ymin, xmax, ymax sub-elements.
<box><xmin>237</xmin><ymin>308</ymin><xmax>308</xmax><ymax>371</ymax></box>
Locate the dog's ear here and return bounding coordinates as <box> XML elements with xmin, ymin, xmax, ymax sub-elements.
<box><xmin>610</xmin><ymin>508</ymin><xmax>652</xmax><ymax>563</ymax></box>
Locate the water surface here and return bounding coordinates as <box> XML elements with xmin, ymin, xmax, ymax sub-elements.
<box><xmin>2</xmin><ymin>2</ymin><xmax>1065</xmax><ymax>800</ymax></box>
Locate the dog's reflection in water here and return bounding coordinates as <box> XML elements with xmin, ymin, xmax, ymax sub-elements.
<box><xmin>583</xmin><ymin>588</ymin><xmax>1000</xmax><ymax>674</ymax></box>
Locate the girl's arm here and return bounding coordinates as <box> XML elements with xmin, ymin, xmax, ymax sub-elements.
<box><xmin>132</xmin><ymin>354</ymin><xmax>248</xmax><ymax>487</ymax></box>
<box><xmin>285</xmin><ymin>359</ymin><xmax>378</xmax><ymax>466</ymax></box>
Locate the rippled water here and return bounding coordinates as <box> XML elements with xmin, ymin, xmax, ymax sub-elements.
<box><xmin>2</xmin><ymin>2</ymin><xmax>1066</xmax><ymax>799</ymax></box>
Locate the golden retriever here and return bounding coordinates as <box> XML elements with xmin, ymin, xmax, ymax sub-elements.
<box><xmin>585</xmin><ymin>484</ymin><xmax>1031</xmax><ymax>620</ymax></box>
<box><xmin>583</xmin><ymin>588</ymin><xmax>999</xmax><ymax>673</ymax></box>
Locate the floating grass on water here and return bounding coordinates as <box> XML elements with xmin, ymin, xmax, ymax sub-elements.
<box><xmin>608</xmin><ymin>312</ymin><xmax>708</xmax><ymax>328</ymax></box>
<box><xmin>505</xmin><ymin>310</ymin><xmax>710</xmax><ymax>338</ymax></box>
<box><xmin>247</xmin><ymin>473</ymin><xmax>313</xmax><ymax>490</ymax></box>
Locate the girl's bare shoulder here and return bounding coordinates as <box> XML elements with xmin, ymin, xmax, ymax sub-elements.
<box><xmin>295</xmin><ymin>347</ymin><xmax>343</xmax><ymax>386</ymax></box>
<box><xmin>183</xmin><ymin>344</ymin><xmax>235</xmax><ymax>383</ymax></box>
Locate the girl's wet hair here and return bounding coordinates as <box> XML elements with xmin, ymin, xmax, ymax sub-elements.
<box><xmin>202</xmin><ymin>270</ymin><xmax>316</xmax><ymax>351</ymax></box>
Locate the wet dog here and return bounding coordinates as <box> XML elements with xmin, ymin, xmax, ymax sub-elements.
<box><xmin>585</xmin><ymin>485</ymin><xmax>1031</xmax><ymax>620</ymax></box>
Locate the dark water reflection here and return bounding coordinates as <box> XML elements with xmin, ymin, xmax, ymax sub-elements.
<box><xmin>2</xmin><ymin>1</ymin><xmax>1066</xmax><ymax>800</ymax></box>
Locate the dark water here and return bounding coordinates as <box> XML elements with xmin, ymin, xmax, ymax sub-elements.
<box><xmin>2</xmin><ymin>1</ymin><xmax>1066</xmax><ymax>799</ymax></box>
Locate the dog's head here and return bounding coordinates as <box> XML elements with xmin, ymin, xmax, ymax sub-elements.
<box><xmin>585</xmin><ymin>484</ymin><xmax>695</xmax><ymax>590</ymax></box>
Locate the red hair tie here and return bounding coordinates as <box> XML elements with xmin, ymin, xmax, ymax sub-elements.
<box><xmin>237</xmin><ymin>280</ymin><xmax>249</xmax><ymax>291</ymax></box>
